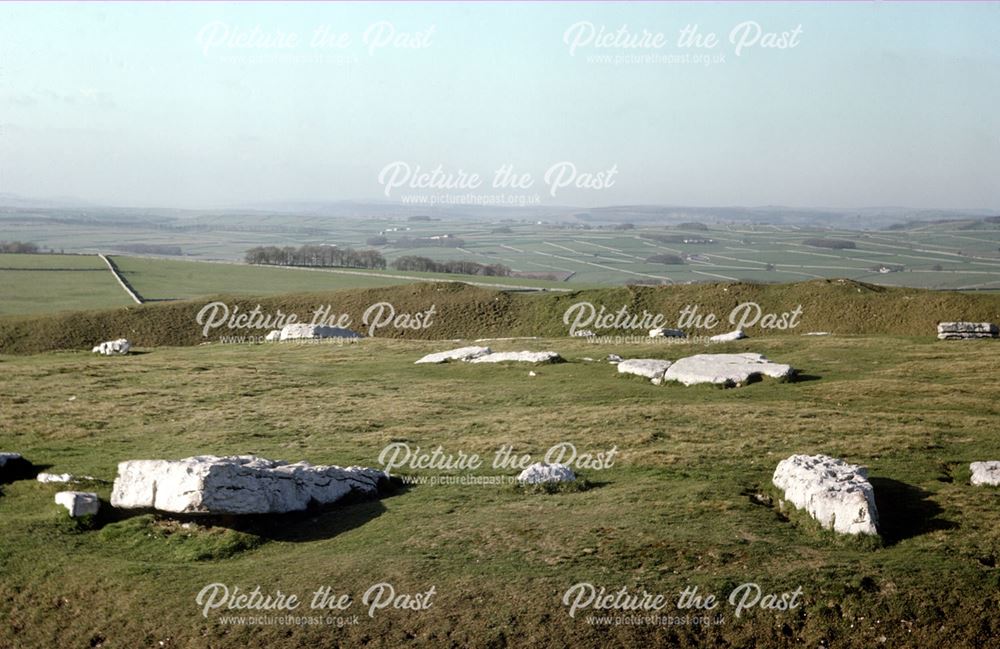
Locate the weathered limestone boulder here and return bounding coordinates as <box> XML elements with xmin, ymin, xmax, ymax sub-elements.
<box><xmin>91</xmin><ymin>339</ymin><xmax>131</xmax><ymax>355</ymax></box>
<box><xmin>937</xmin><ymin>322</ymin><xmax>999</xmax><ymax>340</ymax></box>
<box><xmin>110</xmin><ymin>455</ymin><xmax>385</xmax><ymax>515</ymax></box>
<box><xmin>617</xmin><ymin>359</ymin><xmax>673</xmax><ymax>384</ymax></box>
<box><xmin>649</xmin><ymin>327</ymin><xmax>686</xmax><ymax>338</ymax></box>
<box><xmin>415</xmin><ymin>346</ymin><xmax>491</xmax><ymax>364</ymax></box>
<box><xmin>55</xmin><ymin>491</ymin><xmax>100</xmax><ymax>518</ymax></box>
<box><xmin>664</xmin><ymin>353</ymin><xmax>793</xmax><ymax>387</ymax></box>
<box><xmin>264</xmin><ymin>329</ymin><xmax>281</xmax><ymax>342</ymax></box>
<box><xmin>709</xmin><ymin>329</ymin><xmax>747</xmax><ymax>343</ymax></box>
<box><xmin>572</xmin><ymin>330</ymin><xmax>596</xmax><ymax>338</ymax></box>
<box><xmin>469</xmin><ymin>351</ymin><xmax>562</xmax><ymax>364</ymax></box>
<box><xmin>772</xmin><ymin>454</ymin><xmax>879</xmax><ymax>536</ymax></box>
<box><xmin>607</xmin><ymin>354</ymin><xmax>623</xmax><ymax>364</ymax></box>
<box><xmin>970</xmin><ymin>461</ymin><xmax>1000</xmax><ymax>486</ymax></box>
<box><xmin>0</xmin><ymin>452</ymin><xmax>34</xmax><ymax>482</ymax></box>
<box><xmin>276</xmin><ymin>324</ymin><xmax>361</xmax><ymax>341</ymax></box>
<box><xmin>516</xmin><ymin>463</ymin><xmax>576</xmax><ymax>484</ymax></box>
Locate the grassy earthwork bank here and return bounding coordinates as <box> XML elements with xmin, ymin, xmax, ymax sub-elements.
<box><xmin>1</xmin><ymin>333</ymin><xmax>999</xmax><ymax>647</ymax></box>
<box><xmin>1</xmin><ymin>278</ymin><xmax>1000</xmax><ymax>355</ymax></box>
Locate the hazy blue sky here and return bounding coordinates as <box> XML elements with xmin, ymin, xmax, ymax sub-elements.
<box><xmin>1</xmin><ymin>2</ymin><xmax>998</xmax><ymax>209</ymax></box>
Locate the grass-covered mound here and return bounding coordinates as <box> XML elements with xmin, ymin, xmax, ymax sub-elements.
<box><xmin>1</xmin><ymin>279</ymin><xmax>999</xmax><ymax>354</ymax></box>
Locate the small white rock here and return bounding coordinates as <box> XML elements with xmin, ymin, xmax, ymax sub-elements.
<box><xmin>37</xmin><ymin>473</ymin><xmax>74</xmax><ymax>484</ymax></box>
<box><xmin>516</xmin><ymin>463</ymin><xmax>576</xmax><ymax>484</ymax></box>
<box><xmin>649</xmin><ymin>328</ymin><xmax>686</xmax><ymax>338</ymax></box>
<box><xmin>55</xmin><ymin>491</ymin><xmax>100</xmax><ymax>518</ymax></box>
<box><xmin>709</xmin><ymin>329</ymin><xmax>747</xmax><ymax>343</ymax></box>
<box><xmin>91</xmin><ymin>339</ymin><xmax>131</xmax><ymax>355</ymax></box>
<box><xmin>970</xmin><ymin>461</ymin><xmax>1000</xmax><ymax>486</ymax></box>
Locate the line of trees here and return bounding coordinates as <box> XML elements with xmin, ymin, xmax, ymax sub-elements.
<box><xmin>391</xmin><ymin>236</ymin><xmax>466</xmax><ymax>249</ymax></box>
<box><xmin>391</xmin><ymin>255</ymin><xmax>511</xmax><ymax>276</ymax></box>
<box><xmin>646</xmin><ymin>253</ymin><xmax>685</xmax><ymax>265</ymax></box>
<box><xmin>245</xmin><ymin>245</ymin><xmax>386</xmax><ymax>269</ymax></box>
<box><xmin>114</xmin><ymin>243</ymin><xmax>184</xmax><ymax>256</ymax></box>
<box><xmin>0</xmin><ymin>240</ymin><xmax>39</xmax><ymax>253</ymax></box>
<box><xmin>803</xmin><ymin>238</ymin><xmax>856</xmax><ymax>250</ymax></box>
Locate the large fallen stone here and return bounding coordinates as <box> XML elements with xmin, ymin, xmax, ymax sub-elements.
<box><xmin>649</xmin><ymin>327</ymin><xmax>686</xmax><ymax>338</ymax></box>
<box><xmin>110</xmin><ymin>455</ymin><xmax>385</xmax><ymax>515</ymax></box>
<box><xmin>55</xmin><ymin>491</ymin><xmax>100</xmax><ymax>518</ymax></box>
<box><xmin>91</xmin><ymin>339</ymin><xmax>131</xmax><ymax>355</ymax></box>
<box><xmin>970</xmin><ymin>461</ymin><xmax>1000</xmax><ymax>486</ymax></box>
<box><xmin>0</xmin><ymin>452</ymin><xmax>34</xmax><ymax>482</ymax></box>
<box><xmin>709</xmin><ymin>329</ymin><xmax>747</xmax><ymax>343</ymax></box>
<box><xmin>469</xmin><ymin>351</ymin><xmax>562</xmax><ymax>364</ymax></box>
<box><xmin>772</xmin><ymin>454</ymin><xmax>879</xmax><ymax>536</ymax></box>
<box><xmin>415</xmin><ymin>346</ymin><xmax>492</xmax><ymax>364</ymax></box>
<box><xmin>276</xmin><ymin>324</ymin><xmax>361</xmax><ymax>341</ymax></box>
<box><xmin>664</xmin><ymin>353</ymin><xmax>793</xmax><ymax>387</ymax></box>
<box><xmin>264</xmin><ymin>329</ymin><xmax>281</xmax><ymax>342</ymax></box>
<box><xmin>516</xmin><ymin>463</ymin><xmax>575</xmax><ymax>484</ymax></box>
<box><xmin>617</xmin><ymin>359</ymin><xmax>673</xmax><ymax>384</ymax></box>
<box><xmin>937</xmin><ymin>322</ymin><xmax>999</xmax><ymax>340</ymax></box>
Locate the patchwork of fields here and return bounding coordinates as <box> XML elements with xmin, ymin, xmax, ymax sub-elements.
<box><xmin>3</xmin><ymin>210</ymin><xmax>1000</xmax><ymax>296</ymax></box>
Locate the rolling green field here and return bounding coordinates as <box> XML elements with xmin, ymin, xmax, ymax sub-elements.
<box><xmin>1</xmin><ymin>335</ymin><xmax>999</xmax><ymax>647</ymax></box>
<box><xmin>0</xmin><ymin>253</ymin><xmax>135</xmax><ymax>315</ymax></box>
<box><xmin>0</xmin><ymin>254</ymin><xmax>570</xmax><ymax>317</ymax></box>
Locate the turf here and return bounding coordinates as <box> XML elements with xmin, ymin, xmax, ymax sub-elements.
<box><xmin>1</xmin><ymin>335</ymin><xmax>999</xmax><ymax>647</ymax></box>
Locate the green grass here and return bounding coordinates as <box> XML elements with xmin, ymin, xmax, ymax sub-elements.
<box><xmin>113</xmin><ymin>256</ymin><xmax>571</xmax><ymax>303</ymax></box>
<box><xmin>0</xmin><ymin>253</ymin><xmax>134</xmax><ymax>315</ymax></box>
<box><xmin>1</xmin><ymin>335</ymin><xmax>999</xmax><ymax>647</ymax></box>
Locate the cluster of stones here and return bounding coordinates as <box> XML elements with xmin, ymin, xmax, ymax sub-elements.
<box><xmin>91</xmin><ymin>339</ymin><xmax>131</xmax><ymax>355</ymax></box>
<box><xmin>937</xmin><ymin>322</ymin><xmax>999</xmax><ymax>340</ymax></box>
<box><xmin>6</xmin><ymin>446</ymin><xmax>1000</xmax><ymax>531</ymax></box>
